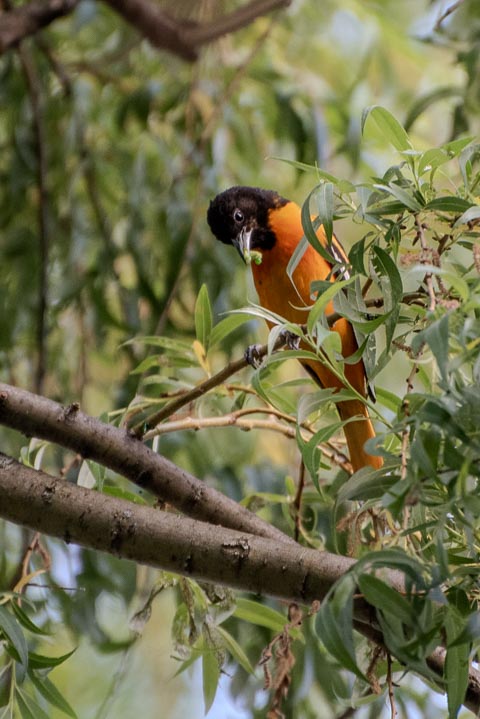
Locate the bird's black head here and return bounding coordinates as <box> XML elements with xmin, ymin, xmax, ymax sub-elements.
<box><xmin>207</xmin><ymin>186</ymin><xmax>288</xmax><ymax>262</ymax></box>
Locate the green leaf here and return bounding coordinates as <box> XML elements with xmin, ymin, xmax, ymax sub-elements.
<box><xmin>375</xmin><ymin>386</ymin><xmax>402</xmax><ymax>413</ymax></box>
<box><xmin>337</xmin><ymin>465</ymin><xmax>396</xmax><ymax>502</ymax></box>
<box><xmin>316</xmin><ymin>601</ymin><xmax>366</xmax><ymax>681</ymax></box>
<box><xmin>124</xmin><ymin>336</ymin><xmax>194</xmax><ymax>353</ymax></box>
<box><xmin>202</xmin><ymin>644</ymin><xmax>220</xmax><ymax>714</ymax></box>
<box><xmin>307</xmin><ymin>277</ymin><xmax>353</xmax><ymax>334</ymax></box>
<box><xmin>445</xmin><ymin>611</ymin><xmax>469</xmax><ymax>719</ymax></box>
<box><xmin>358</xmin><ymin>575</ymin><xmax>416</xmax><ymax>626</ymax></box>
<box><xmin>371</xmin><ymin>245</ymin><xmax>402</xmax><ymax>350</ymax></box>
<box><xmin>0</xmin><ymin>605</ymin><xmax>28</xmax><ymax>668</ymax></box>
<box><xmin>10</xmin><ymin>604</ymin><xmax>49</xmax><ymax>637</ymax></box>
<box><xmin>354</xmin><ymin>549</ymin><xmax>426</xmax><ymax>587</ymax></box>
<box><xmin>15</xmin><ymin>689</ymin><xmax>51</xmax><ymax>719</ymax></box>
<box><xmin>270</xmin><ymin>158</ymin><xmax>356</xmax><ymax>193</ymax></box>
<box><xmin>362</xmin><ymin>106</ymin><xmax>413</xmax><ymax>152</ymax></box>
<box><xmin>404</xmin><ymin>86</ymin><xmax>464</xmax><ymax>132</ymax></box>
<box><xmin>374</xmin><ymin>182</ymin><xmax>423</xmax><ymax>211</ymax></box>
<box><xmin>130</xmin><ymin>355</ymin><xmax>162</xmax><ymax>375</ymax></box>
<box><xmin>101</xmin><ymin>485</ymin><xmax>147</xmax><ymax>505</ymax></box>
<box><xmin>443</xmin><ymin>136</ymin><xmax>475</xmax><ymax>157</ymax></box>
<box><xmin>425</xmin><ymin>197</ymin><xmax>473</xmax><ymax>213</ymax></box>
<box><xmin>449</xmin><ymin>613</ymin><xmax>480</xmax><ymax>647</ymax></box>
<box><xmin>411</xmin><ymin>427</ymin><xmax>441</xmax><ymax>476</ymax></box>
<box><xmin>27</xmin><ymin>649</ymin><xmax>76</xmax><ymax>670</ymax></box>
<box><xmin>453</xmin><ymin>205</ymin><xmax>480</xmax><ymax>227</ymax></box>
<box><xmin>216</xmin><ymin>627</ymin><xmax>254</xmax><ymax>675</ymax></box>
<box><xmin>286</xmin><ymin>234</ymin><xmax>309</xmax><ymax>281</ymax></box>
<box><xmin>299</xmin><ymin>189</ymin><xmax>336</xmax><ymax>266</ymax></box>
<box><xmin>413</xmin><ymin>314</ymin><xmax>449</xmax><ymax>380</ymax></box>
<box><xmin>348</xmin><ymin>238</ymin><xmax>366</xmax><ymax>275</ymax></box>
<box><xmin>297</xmin><ymin>422</ymin><xmax>345</xmax><ymax>492</ymax></box>
<box><xmin>194</xmin><ymin>284</ymin><xmax>213</xmax><ymax>352</ymax></box>
<box><xmin>29</xmin><ymin>673</ymin><xmax>77</xmax><ymax>719</ymax></box>
<box><xmin>233</xmin><ymin>599</ymin><xmax>286</xmax><ymax>632</ymax></box>
<box><xmin>209</xmin><ymin>313</ymin><xmax>252</xmax><ymax>348</ymax></box>
<box><xmin>315</xmin><ymin>181</ymin><xmax>334</xmax><ymax>245</ymax></box>
<box><xmin>417</xmin><ymin>148</ymin><xmax>450</xmax><ymax>177</ymax></box>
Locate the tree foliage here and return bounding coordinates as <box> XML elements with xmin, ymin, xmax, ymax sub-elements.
<box><xmin>1</xmin><ymin>1</ymin><xmax>480</xmax><ymax>718</ymax></box>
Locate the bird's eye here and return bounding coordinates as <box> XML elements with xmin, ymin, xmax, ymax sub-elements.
<box><xmin>233</xmin><ymin>209</ymin><xmax>244</xmax><ymax>223</ymax></box>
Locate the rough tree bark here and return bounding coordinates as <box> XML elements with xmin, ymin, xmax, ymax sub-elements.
<box><xmin>1</xmin><ymin>382</ymin><xmax>480</xmax><ymax>714</ymax></box>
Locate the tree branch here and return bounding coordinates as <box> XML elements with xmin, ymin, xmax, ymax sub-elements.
<box><xmin>1</xmin><ymin>454</ymin><xmax>480</xmax><ymax>715</ymax></box>
<box><xmin>131</xmin><ymin>338</ymin><xmax>283</xmax><ymax>434</ymax></box>
<box><xmin>0</xmin><ymin>382</ymin><xmax>288</xmax><ymax>545</ymax></box>
<box><xmin>0</xmin><ymin>0</ymin><xmax>291</xmax><ymax>61</ymax></box>
<box><xmin>0</xmin><ymin>454</ymin><xmax>357</xmax><ymax>604</ymax></box>
<box><xmin>101</xmin><ymin>0</ymin><xmax>197</xmax><ymax>61</ymax></box>
<box><xmin>0</xmin><ymin>0</ymin><xmax>78</xmax><ymax>53</ymax></box>
<box><xmin>144</xmin><ymin>408</ymin><xmax>352</xmax><ymax>474</ymax></box>
<box><xmin>102</xmin><ymin>0</ymin><xmax>290</xmax><ymax>61</ymax></box>
<box><xmin>181</xmin><ymin>0</ymin><xmax>291</xmax><ymax>47</ymax></box>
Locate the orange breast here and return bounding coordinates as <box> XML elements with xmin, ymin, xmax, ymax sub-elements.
<box><xmin>251</xmin><ymin>202</ymin><xmax>335</xmax><ymax>322</ymax></box>
<box><xmin>250</xmin><ymin>201</ymin><xmax>364</xmax><ymax>395</ymax></box>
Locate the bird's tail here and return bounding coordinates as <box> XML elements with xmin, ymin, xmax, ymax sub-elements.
<box><xmin>336</xmin><ymin>399</ymin><xmax>383</xmax><ymax>473</ymax></box>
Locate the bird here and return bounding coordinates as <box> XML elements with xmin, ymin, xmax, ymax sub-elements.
<box><xmin>207</xmin><ymin>185</ymin><xmax>383</xmax><ymax>473</ymax></box>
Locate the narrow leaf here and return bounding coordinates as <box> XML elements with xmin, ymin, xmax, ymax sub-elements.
<box><xmin>315</xmin><ymin>182</ymin><xmax>334</xmax><ymax>244</ymax></box>
<box><xmin>29</xmin><ymin>674</ymin><xmax>77</xmax><ymax>719</ymax></box>
<box><xmin>194</xmin><ymin>284</ymin><xmax>213</xmax><ymax>352</ymax></box>
<box><xmin>0</xmin><ymin>606</ymin><xmax>28</xmax><ymax>668</ymax></box>
<box><xmin>209</xmin><ymin>313</ymin><xmax>252</xmax><ymax>348</ymax></box>
<box><xmin>216</xmin><ymin>627</ymin><xmax>254</xmax><ymax>675</ymax></box>
<box><xmin>202</xmin><ymin>646</ymin><xmax>220</xmax><ymax>715</ymax></box>
<box><xmin>358</xmin><ymin>575</ymin><xmax>416</xmax><ymax>626</ymax></box>
<box><xmin>234</xmin><ymin>599</ymin><xmax>286</xmax><ymax>632</ymax></box>
<box><xmin>445</xmin><ymin>611</ymin><xmax>469</xmax><ymax>719</ymax></box>
<box><xmin>316</xmin><ymin>603</ymin><xmax>366</xmax><ymax>681</ymax></box>
<box><xmin>362</xmin><ymin>106</ymin><xmax>413</xmax><ymax>152</ymax></box>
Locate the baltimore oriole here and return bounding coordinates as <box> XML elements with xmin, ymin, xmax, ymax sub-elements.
<box><xmin>207</xmin><ymin>186</ymin><xmax>383</xmax><ymax>472</ymax></box>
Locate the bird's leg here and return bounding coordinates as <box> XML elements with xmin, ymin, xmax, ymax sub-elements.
<box><xmin>244</xmin><ymin>329</ymin><xmax>301</xmax><ymax>369</ymax></box>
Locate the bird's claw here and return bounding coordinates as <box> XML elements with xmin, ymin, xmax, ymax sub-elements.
<box><xmin>280</xmin><ymin>329</ymin><xmax>301</xmax><ymax>351</ymax></box>
<box><xmin>244</xmin><ymin>344</ymin><xmax>264</xmax><ymax>368</ymax></box>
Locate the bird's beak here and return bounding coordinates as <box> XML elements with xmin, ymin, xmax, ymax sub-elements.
<box><xmin>232</xmin><ymin>227</ymin><xmax>253</xmax><ymax>264</ymax></box>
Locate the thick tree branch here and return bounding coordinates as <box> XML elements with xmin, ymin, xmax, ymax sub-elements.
<box><xmin>0</xmin><ymin>454</ymin><xmax>358</xmax><ymax>604</ymax></box>
<box><xmin>1</xmin><ymin>455</ymin><xmax>480</xmax><ymax>715</ymax></box>
<box><xmin>0</xmin><ymin>0</ymin><xmax>78</xmax><ymax>53</ymax></box>
<box><xmin>0</xmin><ymin>382</ymin><xmax>288</xmax><ymax>544</ymax></box>
<box><xmin>103</xmin><ymin>0</ymin><xmax>290</xmax><ymax>60</ymax></box>
<box><xmin>0</xmin><ymin>0</ymin><xmax>290</xmax><ymax>60</ymax></box>
<box><xmin>101</xmin><ymin>0</ymin><xmax>197</xmax><ymax>61</ymax></box>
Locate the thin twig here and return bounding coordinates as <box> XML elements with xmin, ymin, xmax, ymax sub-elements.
<box><xmin>416</xmin><ymin>217</ymin><xmax>436</xmax><ymax>313</ymax></box>
<box><xmin>145</xmin><ymin>413</ymin><xmax>297</xmax><ymax>439</ymax></box>
<box><xmin>131</xmin><ymin>337</ymin><xmax>284</xmax><ymax>434</ymax></box>
<box><xmin>434</xmin><ymin>0</ymin><xmax>465</xmax><ymax>31</ymax></box>
<box><xmin>386</xmin><ymin>653</ymin><xmax>397</xmax><ymax>719</ymax></box>
<box><xmin>400</xmin><ymin>359</ymin><xmax>419</xmax><ymax>483</ymax></box>
<box><xmin>293</xmin><ymin>460</ymin><xmax>305</xmax><ymax>542</ymax></box>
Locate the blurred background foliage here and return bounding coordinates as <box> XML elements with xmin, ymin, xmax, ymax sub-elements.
<box><xmin>1</xmin><ymin>0</ymin><xmax>480</xmax><ymax>717</ymax></box>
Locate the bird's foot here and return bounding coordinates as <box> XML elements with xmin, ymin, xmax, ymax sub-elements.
<box><xmin>244</xmin><ymin>344</ymin><xmax>265</xmax><ymax>368</ymax></box>
<box><xmin>279</xmin><ymin>329</ymin><xmax>301</xmax><ymax>351</ymax></box>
